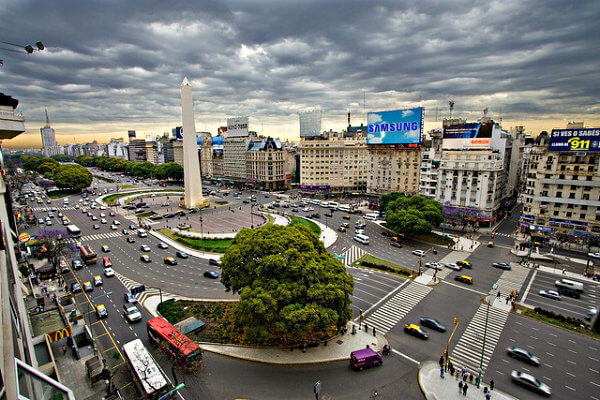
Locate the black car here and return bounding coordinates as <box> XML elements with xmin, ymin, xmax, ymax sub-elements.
<box><xmin>492</xmin><ymin>262</ymin><xmax>512</xmax><ymax>270</ymax></box>
<box><xmin>557</xmin><ymin>287</ymin><xmax>581</xmax><ymax>299</ymax></box>
<box><xmin>149</xmin><ymin>214</ymin><xmax>163</xmax><ymax>220</ymax></box>
<box><xmin>71</xmin><ymin>282</ymin><xmax>81</xmax><ymax>293</ymax></box>
<box><xmin>419</xmin><ymin>317</ymin><xmax>446</xmax><ymax>332</ymax></box>
<box><xmin>204</xmin><ymin>270</ymin><xmax>219</xmax><ymax>279</ymax></box>
<box><xmin>311</xmin><ymin>213</ymin><xmax>320</xmax><ymax>219</ymax></box>
<box><xmin>127</xmin><ymin>237</ymin><xmax>136</xmax><ymax>243</ymax></box>
<box><xmin>176</xmin><ymin>251</ymin><xmax>189</xmax><ymax>259</ymax></box>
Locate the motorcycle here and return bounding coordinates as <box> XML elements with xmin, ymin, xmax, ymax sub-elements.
<box><xmin>382</xmin><ymin>345</ymin><xmax>391</xmax><ymax>356</ymax></box>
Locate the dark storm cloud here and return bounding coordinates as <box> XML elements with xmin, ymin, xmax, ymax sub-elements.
<box><xmin>1</xmin><ymin>0</ymin><xmax>599</xmax><ymax>134</ymax></box>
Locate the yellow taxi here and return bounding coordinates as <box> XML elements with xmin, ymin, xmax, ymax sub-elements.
<box><xmin>457</xmin><ymin>260</ymin><xmax>472</xmax><ymax>269</ymax></box>
<box><xmin>96</xmin><ymin>304</ymin><xmax>108</xmax><ymax>318</ymax></box>
<box><xmin>454</xmin><ymin>275</ymin><xmax>473</xmax><ymax>285</ymax></box>
<box><xmin>404</xmin><ymin>324</ymin><xmax>429</xmax><ymax>339</ymax></box>
<box><xmin>487</xmin><ymin>241</ymin><xmax>494</xmax><ymax>248</ymax></box>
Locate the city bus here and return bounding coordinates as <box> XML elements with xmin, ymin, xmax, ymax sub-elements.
<box><xmin>66</xmin><ymin>224</ymin><xmax>81</xmax><ymax>238</ymax></box>
<box><xmin>78</xmin><ymin>244</ymin><xmax>97</xmax><ymax>265</ymax></box>
<box><xmin>122</xmin><ymin>339</ymin><xmax>170</xmax><ymax>399</ymax></box>
<box><xmin>147</xmin><ymin>317</ymin><xmax>203</xmax><ymax>372</ymax></box>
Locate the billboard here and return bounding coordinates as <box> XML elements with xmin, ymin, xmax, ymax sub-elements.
<box><xmin>442</xmin><ymin>122</ymin><xmax>493</xmax><ymax>150</ymax></box>
<box><xmin>299</xmin><ymin>110</ymin><xmax>322</xmax><ymax>138</ymax></box>
<box><xmin>212</xmin><ymin>136</ymin><xmax>223</xmax><ymax>153</ymax></box>
<box><xmin>128</xmin><ymin>130</ymin><xmax>136</xmax><ymax>138</ymax></box>
<box><xmin>549</xmin><ymin>128</ymin><xmax>600</xmax><ymax>152</ymax></box>
<box><xmin>173</xmin><ymin>126</ymin><xmax>183</xmax><ymax>141</ymax></box>
<box><xmin>367</xmin><ymin>108</ymin><xmax>423</xmax><ymax>145</ymax></box>
<box><xmin>227</xmin><ymin>117</ymin><xmax>249</xmax><ymax>137</ymax></box>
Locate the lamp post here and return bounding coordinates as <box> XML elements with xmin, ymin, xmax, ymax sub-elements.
<box><xmin>444</xmin><ymin>317</ymin><xmax>459</xmax><ymax>370</ymax></box>
<box><xmin>477</xmin><ymin>283</ymin><xmax>497</xmax><ymax>388</ymax></box>
<box><xmin>250</xmin><ymin>204</ymin><xmax>254</xmax><ymax>229</ymax></box>
<box><xmin>199</xmin><ymin>216</ymin><xmax>203</xmax><ymax>240</ymax></box>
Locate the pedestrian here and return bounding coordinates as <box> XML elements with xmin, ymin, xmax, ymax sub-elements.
<box><xmin>496</xmin><ymin>291</ymin><xmax>501</xmax><ymax>299</ymax></box>
<box><xmin>439</xmin><ymin>356</ymin><xmax>444</xmax><ymax>368</ymax></box>
<box><xmin>373</xmin><ymin>326</ymin><xmax>376</xmax><ymax>336</ymax></box>
<box><xmin>490</xmin><ymin>379</ymin><xmax>495</xmax><ymax>391</ymax></box>
<box><xmin>440</xmin><ymin>367</ymin><xmax>444</xmax><ymax>379</ymax></box>
<box><xmin>458</xmin><ymin>381</ymin><xmax>463</xmax><ymax>393</ymax></box>
<box><xmin>469</xmin><ymin>373</ymin><xmax>474</xmax><ymax>383</ymax></box>
<box><xmin>448</xmin><ymin>360</ymin><xmax>453</xmax><ymax>373</ymax></box>
<box><xmin>562</xmin><ymin>268</ymin><xmax>566</xmax><ymax>275</ymax></box>
<box><xmin>462</xmin><ymin>382</ymin><xmax>468</xmax><ymax>396</ymax></box>
<box><xmin>364</xmin><ymin>323</ymin><xmax>368</xmax><ymax>332</ymax></box>
<box><xmin>62</xmin><ymin>345</ymin><xmax>67</xmax><ymax>356</ymax></box>
<box><xmin>485</xmin><ymin>393</ymin><xmax>491</xmax><ymax>400</ymax></box>
<box><xmin>505</xmin><ymin>295</ymin><xmax>510</xmax><ymax>304</ymax></box>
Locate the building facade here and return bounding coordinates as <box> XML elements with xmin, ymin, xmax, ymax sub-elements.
<box><xmin>246</xmin><ymin>137</ymin><xmax>286</xmax><ymax>190</ymax></box>
<box><xmin>223</xmin><ymin>136</ymin><xmax>253</xmax><ymax>182</ymax></box>
<box><xmin>198</xmin><ymin>132</ymin><xmax>213</xmax><ymax>178</ymax></box>
<box><xmin>367</xmin><ymin>146</ymin><xmax>422</xmax><ymax>195</ymax></box>
<box><xmin>40</xmin><ymin>109</ymin><xmax>61</xmax><ymax>157</ymax></box>
<box><xmin>128</xmin><ymin>139</ymin><xmax>147</xmax><ymax>162</ymax></box>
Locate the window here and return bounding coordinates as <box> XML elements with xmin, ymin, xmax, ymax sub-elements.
<box><xmin>556</xmin><ymin>192</ymin><xmax>562</xmax><ymax>197</ymax></box>
<box><xmin>580</xmin><ymin>214</ymin><xmax>587</xmax><ymax>219</ymax></box>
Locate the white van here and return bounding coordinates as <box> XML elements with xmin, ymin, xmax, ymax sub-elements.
<box><xmin>554</xmin><ymin>279</ymin><xmax>584</xmax><ymax>292</ymax></box>
<box><xmin>365</xmin><ymin>213</ymin><xmax>379</xmax><ymax>221</ymax></box>
<box><xmin>328</xmin><ymin>201</ymin><xmax>339</xmax><ymax>209</ymax></box>
<box><xmin>353</xmin><ymin>234</ymin><xmax>370</xmax><ymax>245</ymax></box>
<box><xmin>137</xmin><ymin>229</ymin><xmax>148</xmax><ymax>238</ymax></box>
<box><xmin>338</xmin><ymin>205</ymin><xmax>351</xmax><ymax>212</ymax></box>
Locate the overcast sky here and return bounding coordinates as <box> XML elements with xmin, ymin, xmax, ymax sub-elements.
<box><xmin>1</xmin><ymin>0</ymin><xmax>599</xmax><ymax>148</ymax></box>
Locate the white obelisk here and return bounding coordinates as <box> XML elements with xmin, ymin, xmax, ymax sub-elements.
<box><xmin>181</xmin><ymin>77</ymin><xmax>203</xmax><ymax>208</ymax></box>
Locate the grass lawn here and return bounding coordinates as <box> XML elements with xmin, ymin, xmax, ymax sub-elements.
<box><xmin>158</xmin><ymin>228</ymin><xmax>233</xmax><ymax>253</ymax></box>
<box><xmin>92</xmin><ymin>174</ymin><xmax>114</xmax><ymax>183</ymax></box>
<box><xmin>103</xmin><ymin>189</ymin><xmax>183</xmax><ymax>205</ymax></box>
<box><xmin>290</xmin><ymin>216</ymin><xmax>321</xmax><ymax>236</ymax></box>
<box><xmin>521</xmin><ymin>307</ymin><xmax>599</xmax><ymax>340</ymax></box>
<box><xmin>119</xmin><ymin>184</ymin><xmax>137</xmax><ymax>189</ymax></box>
<box><xmin>352</xmin><ymin>254</ymin><xmax>415</xmax><ymax>278</ymax></box>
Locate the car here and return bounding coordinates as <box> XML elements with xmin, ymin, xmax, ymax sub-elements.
<box><xmin>129</xmin><ymin>224</ymin><xmax>136</xmax><ymax>230</ymax></box>
<box><xmin>113</xmin><ymin>220</ymin><xmax>120</xmax><ymax>225</ymax></box>
<box><xmin>100</xmin><ymin>213</ymin><xmax>106</xmax><ymax>217</ymax></box>
<box><xmin>46</xmin><ymin>220</ymin><xmax>52</xmax><ymax>226</ymax></box>
<box><xmin>338</xmin><ymin>226</ymin><xmax>347</xmax><ymax>232</ymax></box>
<box><xmin>102</xmin><ymin>256</ymin><xmax>112</xmax><ymax>267</ymax></box>
<box><xmin>96</xmin><ymin>304</ymin><xmax>108</xmax><ymax>318</ymax></box>
<box><xmin>510</xmin><ymin>371</ymin><xmax>551</xmax><ymax>397</ymax></box>
<box><xmin>425</xmin><ymin>262</ymin><xmax>443</xmax><ymax>270</ymax></box>
<box><xmin>243</xmin><ymin>199</ymin><xmax>250</xmax><ymax>204</ymax></box>
<box><xmin>91</xmin><ymin>215</ymin><xmax>98</xmax><ymax>220</ymax></box>
<box><xmin>93</xmin><ymin>224</ymin><xmax>100</xmax><ymax>229</ymax></box>
<box><xmin>454</xmin><ymin>275</ymin><xmax>473</xmax><ymax>285</ymax></box>
<box><xmin>101</xmin><ymin>245</ymin><xmax>110</xmax><ymax>252</ymax></box>
<box><xmin>585</xmin><ymin>308</ymin><xmax>598</xmax><ymax>321</ymax></box>
<box><xmin>140</xmin><ymin>254</ymin><xmax>151</xmax><ymax>263</ymax></box>
<box><xmin>101</xmin><ymin>218</ymin><xmax>107</xmax><ymax>224</ymax></box>
<box><xmin>109</xmin><ymin>211</ymin><xmax>115</xmax><ymax>216</ymax></box>
<box><xmin>122</xmin><ymin>229</ymin><xmax>129</xmax><ymax>235</ymax></box>
<box><xmin>340</xmin><ymin>222</ymin><xmax>350</xmax><ymax>228</ymax></box>
<box><xmin>209</xmin><ymin>258</ymin><xmax>221</xmax><ymax>266</ymax></box>
<box><xmin>82</xmin><ymin>208</ymin><xmax>87</xmax><ymax>213</ymax></box>
<box><xmin>457</xmin><ymin>260</ymin><xmax>472</xmax><ymax>269</ymax></box>
<box><xmin>557</xmin><ymin>287</ymin><xmax>581</xmax><ymax>299</ymax></box>
<box><xmin>506</xmin><ymin>347</ymin><xmax>540</xmax><ymax>366</ymax></box>
<box><xmin>127</xmin><ymin>237</ymin><xmax>136</xmax><ymax>243</ymax></box>
<box><xmin>75</xmin><ymin>204</ymin><xmax>79</xmax><ymax>209</ymax></box>
<box><xmin>419</xmin><ymin>317</ymin><xmax>446</xmax><ymax>332</ymax></box>
<box><xmin>404</xmin><ymin>324</ymin><xmax>429</xmax><ymax>339</ymax></box>
<box><xmin>57</xmin><ymin>212</ymin><xmax>63</xmax><ymax>218</ymax></box>
<box><xmin>140</xmin><ymin>245</ymin><xmax>150</xmax><ymax>252</ymax></box>
<box><xmin>38</xmin><ymin>218</ymin><xmax>44</xmax><ymax>224</ymax></box>
<box><xmin>445</xmin><ymin>263</ymin><xmax>461</xmax><ymax>271</ymax></box>
<box><xmin>150</xmin><ymin>214</ymin><xmax>163</xmax><ymax>221</ymax></box>
<box><xmin>487</xmin><ymin>241</ymin><xmax>494</xmax><ymax>248</ymax></box>
<box><xmin>355</xmin><ymin>228</ymin><xmax>365</xmax><ymax>235</ymax></box>
<box><xmin>355</xmin><ymin>222</ymin><xmax>365</xmax><ymax>229</ymax></box>
<box><xmin>71</xmin><ymin>282</ymin><xmax>81</xmax><ymax>293</ymax></box>
<box><xmin>538</xmin><ymin>289</ymin><xmax>560</xmax><ymax>300</ymax></box>
<box><xmin>492</xmin><ymin>262</ymin><xmax>511</xmax><ymax>270</ymax></box>
<box><xmin>100</xmin><ymin>206</ymin><xmax>107</xmax><ymax>210</ymax></box>
<box><xmin>104</xmin><ymin>267</ymin><xmax>115</xmax><ymax>277</ymax></box>
<box><xmin>83</xmin><ymin>281</ymin><xmax>94</xmax><ymax>292</ymax></box>
<box><xmin>157</xmin><ymin>242</ymin><xmax>168</xmax><ymax>249</ymax></box>
<box><xmin>204</xmin><ymin>270</ymin><xmax>219</xmax><ymax>279</ymax></box>
<box><xmin>123</xmin><ymin>304</ymin><xmax>142</xmax><ymax>323</ymax></box>
<box><xmin>111</xmin><ymin>224</ymin><xmax>117</xmax><ymax>230</ymax></box>
<box><xmin>164</xmin><ymin>257</ymin><xmax>177</xmax><ymax>265</ymax></box>
<box><xmin>176</xmin><ymin>251</ymin><xmax>189</xmax><ymax>259</ymax></box>
<box><xmin>390</xmin><ymin>241</ymin><xmax>402</xmax><ymax>248</ymax></box>
<box><xmin>72</xmin><ymin>259</ymin><xmax>83</xmax><ymax>269</ymax></box>
<box><xmin>412</xmin><ymin>250</ymin><xmax>425</xmax><ymax>256</ymax></box>
<box><xmin>93</xmin><ymin>275</ymin><xmax>103</xmax><ymax>286</ymax></box>
<box><xmin>124</xmin><ymin>291</ymin><xmax>137</xmax><ymax>303</ymax></box>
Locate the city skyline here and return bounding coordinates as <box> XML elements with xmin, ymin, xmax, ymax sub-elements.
<box><xmin>2</xmin><ymin>0</ymin><xmax>599</xmax><ymax>149</ymax></box>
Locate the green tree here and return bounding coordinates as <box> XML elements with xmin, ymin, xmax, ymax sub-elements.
<box><xmin>74</xmin><ymin>155</ymin><xmax>94</xmax><ymax>166</ymax></box>
<box><xmin>50</xmin><ymin>154</ymin><xmax>71</xmax><ymax>162</ymax></box>
<box><xmin>221</xmin><ymin>224</ymin><xmax>354</xmax><ymax>345</ymax></box>
<box><xmin>36</xmin><ymin>161</ymin><xmax>59</xmax><ymax>174</ymax></box>
<box><xmin>131</xmin><ymin>162</ymin><xmax>154</xmax><ymax>178</ymax></box>
<box><xmin>53</xmin><ymin>164</ymin><xmax>93</xmax><ymax>191</ymax></box>
<box><xmin>163</xmin><ymin>162</ymin><xmax>183</xmax><ymax>181</ymax></box>
<box><xmin>384</xmin><ymin>194</ymin><xmax>445</xmax><ymax>236</ymax></box>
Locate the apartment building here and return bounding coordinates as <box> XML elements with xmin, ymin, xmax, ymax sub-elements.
<box><xmin>198</xmin><ymin>132</ymin><xmax>213</xmax><ymax>178</ymax></box>
<box><xmin>521</xmin><ymin>127</ymin><xmax>600</xmax><ymax>236</ymax></box>
<box><xmin>367</xmin><ymin>146</ymin><xmax>422</xmax><ymax>195</ymax></box>
<box><xmin>223</xmin><ymin>135</ymin><xmax>254</xmax><ymax>182</ymax></box>
<box><xmin>246</xmin><ymin>137</ymin><xmax>286</xmax><ymax>190</ymax></box>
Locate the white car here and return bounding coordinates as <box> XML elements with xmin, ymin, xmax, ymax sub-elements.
<box><xmin>101</xmin><ymin>218</ymin><xmax>108</xmax><ymax>224</ymax></box>
<box><xmin>113</xmin><ymin>220</ymin><xmax>120</xmax><ymax>225</ymax></box>
<box><xmin>100</xmin><ymin>213</ymin><xmax>106</xmax><ymax>217</ymax></box>
<box><xmin>100</xmin><ymin>206</ymin><xmax>106</xmax><ymax>210</ymax></box>
<box><xmin>425</xmin><ymin>262</ymin><xmax>443</xmax><ymax>270</ymax></box>
<box><xmin>111</xmin><ymin>224</ymin><xmax>118</xmax><ymax>230</ymax></box>
<box><xmin>445</xmin><ymin>263</ymin><xmax>462</xmax><ymax>271</ymax></box>
<box><xmin>104</xmin><ymin>268</ymin><xmax>115</xmax><ymax>277</ymax></box>
<box><xmin>412</xmin><ymin>250</ymin><xmax>425</xmax><ymax>256</ymax></box>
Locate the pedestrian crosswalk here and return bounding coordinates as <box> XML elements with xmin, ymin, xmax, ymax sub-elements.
<box><xmin>491</xmin><ymin>232</ymin><xmax>512</xmax><ymax>238</ymax></box>
<box><xmin>363</xmin><ymin>283</ymin><xmax>432</xmax><ymax>334</ymax></box>
<box><xmin>492</xmin><ymin>265</ymin><xmax>530</xmax><ymax>300</ymax></box>
<box><xmin>115</xmin><ymin>272</ymin><xmax>164</xmax><ymax>305</ymax></box>
<box><xmin>449</xmin><ymin>304</ymin><xmax>509</xmax><ymax>376</ymax></box>
<box><xmin>343</xmin><ymin>245</ymin><xmax>366</xmax><ymax>266</ymax></box>
<box><xmin>32</xmin><ymin>206</ymin><xmax>78</xmax><ymax>211</ymax></box>
<box><xmin>66</xmin><ymin>231</ymin><xmax>121</xmax><ymax>243</ymax></box>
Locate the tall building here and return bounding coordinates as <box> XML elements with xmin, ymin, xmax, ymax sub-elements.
<box><xmin>367</xmin><ymin>147</ymin><xmax>422</xmax><ymax>195</ymax></box>
<box><xmin>198</xmin><ymin>132</ymin><xmax>213</xmax><ymax>178</ymax></box>
<box><xmin>106</xmin><ymin>138</ymin><xmax>128</xmax><ymax>159</ymax></box>
<box><xmin>40</xmin><ymin>108</ymin><xmax>61</xmax><ymax>157</ymax></box>
<box><xmin>246</xmin><ymin>137</ymin><xmax>286</xmax><ymax>190</ymax></box>
<box><xmin>0</xmin><ymin>93</ymin><xmax>75</xmax><ymax>398</ymax></box>
<box><xmin>128</xmin><ymin>139</ymin><xmax>147</xmax><ymax>162</ymax></box>
<box><xmin>521</xmin><ymin>126</ymin><xmax>600</xmax><ymax>237</ymax></box>
<box><xmin>223</xmin><ymin>135</ymin><xmax>254</xmax><ymax>183</ymax></box>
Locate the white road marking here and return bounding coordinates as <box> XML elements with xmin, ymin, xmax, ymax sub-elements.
<box><xmin>543</xmin><ymin>376</ymin><xmax>552</xmax><ymax>381</ymax></box>
<box><xmin>566</xmin><ymin>372</ymin><xmax>576</xmax><ymax>377</ymax></box>
<box><xmin>565</xmin><ymin>385</ymin><xmax>576</xmax><ymax>391</ymax></box>
<box><xmin>520</xmin><ymin>269</ymin><xmax>537</xmax><ymax>302</ymax></box>
<box><xmin>391</xmin><ymin>348</ymin><xmax>419</xmax><ymax>364</ymax></box>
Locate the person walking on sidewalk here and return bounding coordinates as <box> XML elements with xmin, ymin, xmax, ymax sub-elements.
<box><xmin>440</xmin><ymin>367</ymin><xmax>444</xmax><ymax>379</ymax></box>
<box><xmin>462</xmin><ymin>382</ymin><xmax>468</xmax><ymax>396</ymax></box>
<box><xmin>490</xmin><ymin>379</ymin><xmax>495</xmax><ymax>391</ymax></box>
<box><xmin>458</xmin><ymin>381</ymin><xmax>463</xmax><ymax>394</ymax></box>
<box><xmin>439</xmin><ymin>356</ymin><xmax>444</xmax><ymax>368</ymax></box>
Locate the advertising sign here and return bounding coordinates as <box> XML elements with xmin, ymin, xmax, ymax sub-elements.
<box><xmin>442</xmin><ymin>122</ymin><xmax>493</xmax><ymax>149</ymax></box>
<box><xmin>18</xmin><ymin>233</ymin><xmax>30</xmax><ymax>243</ymax></box>
<box><xmin>174</xmin><ymin>126</ymin><xmax>183</xmax><ymax>141</ymax></box>
<box><xmin>299</xmin><ymin>110</ymin><xmax>322</xmax><ymax>138</ymax></box>
<box><xmin>227</xmin><ymin>117</ymin><xmax>249</xmax><ymax>137</ymax></box>
<box><xmin>367</xmin><ymin>108</ymin><xmax>423</xmax><ymax>145</ymax></box>
<box><xmin>128</xmin><ymin>130</ymin><xmax>136</xmax><ymax>138</ymax></box>
<box><xmin>212</xmin><ymin>136</ymin><xmax>223</xmax><ymax>153</ymax></box>
<box><xmin>46</xmin><ymin>326</ymin><xmax>72</xmax><ymax>343</ymax></box>
<box><xmin>549</xmin><ymin>128</ymin><xmax>600</xmax><ymax>152</ymax></box>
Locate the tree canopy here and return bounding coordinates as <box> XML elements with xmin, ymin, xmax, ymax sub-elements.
<box><xmin>384</xmin><ymin>194</ymin><xmax>444</xmax><ymax>236</ymax></box>
<box><xmin>220</xmin><ymin>224</ymin><xmax>354</xmax><ymax>345</ymax></box>
<box><xmin>53</xmin><ymin>164</ymin><xmax>93</xmax><ymax>191</ymax></box>
<box><xmin>74</xmin><ymin>156</ymin><xmax>184</xmax><ymax>181</ymax></box>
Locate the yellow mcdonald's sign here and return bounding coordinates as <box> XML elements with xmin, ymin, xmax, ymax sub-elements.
<box><xmin>46</xmin><ymin>326</ymin><xmax>72</xmax><ymax>343</ymax></box>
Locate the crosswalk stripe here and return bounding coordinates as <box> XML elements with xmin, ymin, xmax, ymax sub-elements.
<box><xmin>343</xmin><ymin>246</ymin><xmax>366</xmax><ymax>266</ymax></box>
<box><xmin>449</xmin><ymin>304</ymin><xmax>509</xmax><ymax>377</ymax></box>
<box><xmin>363</xmin><ymin>282</ymin><xmax>432</xmax><ymax>334</ymax></box>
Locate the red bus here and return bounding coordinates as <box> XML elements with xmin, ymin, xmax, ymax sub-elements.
<box><xmin>147</xmin><ymin>317</ymin><xmax>202</xmax><ymax>372</ymax></box>
<box><xmin>78</xmin><ymin>244</ymin><xmax>97</xmax><ymax>265</ymax></box>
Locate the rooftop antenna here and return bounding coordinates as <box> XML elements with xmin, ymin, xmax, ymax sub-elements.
<box><xmin>448</xmin><ymin>100</ymin><xmax>455</xmax><ymax>119</ymax></box>
<box><xmin>483</xmin><ymin>107</ymin><xmax>489</xmax><ymax>117</ymax></box>
<box><xmin>44</xmin><ymin>107</ymin><xmax>50</xmax><ymax>127</ymax></box>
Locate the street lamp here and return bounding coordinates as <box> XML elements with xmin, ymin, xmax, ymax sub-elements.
<box><xmin>250</xmin><ymin>204</ymin><xmax>254</xmax><ymax>229</ymax></box>
<box><xmin>199</xmin><ymin>216</ymin><xmax>203</xmax><ymax>240</ymax></box>
<box><xmin>477</xmin><ymin>283</ymin><xmax>497</xmax><ymax>388</ymax></box>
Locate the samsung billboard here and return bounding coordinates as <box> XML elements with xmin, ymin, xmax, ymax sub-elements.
<box><xmin>367</xmin><ymin>108</ymin><xmax>423</xmax><ymax>145</ymax></box>
<box><xmin>442</xmin><ymin>122</ymin><xmax>493</xmax><ymax>150</ymax></box>
<box><xmin>227</xmin><ymin>116</ymin><xmax>249</xmax><ymax>137</ymax></box>
<box><xmin>549</xmin><ymin>128</ymin><xmax>600</xmax><ymax>152</ymax></box>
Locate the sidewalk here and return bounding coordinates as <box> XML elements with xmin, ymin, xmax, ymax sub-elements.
<box><xmin>419</xmin><ymin>361</ymin><xmax>517</xmax><ymax>400</ymax></box>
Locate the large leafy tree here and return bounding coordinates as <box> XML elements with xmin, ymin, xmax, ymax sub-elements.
<box><xmin>36</xmin><ymin>229</ymin><xmax>76</xmax><ymax>273</ymax></box>
<box><xmin>221</xmin><ymin>224</ymin><xmax>354</xmax><ymax>345</ymax></box>
<box><xmin>53</xmin><ymin>164</ymin><xmax>93</xmax><ymax>191</ymax></box>
<box><xmin>384</xmin><ymin>194</ymin><xmax>445</xmax><ymax>236</ymax></box>
<box><xmin>50</xmin><ymin>154</ymin><xmax>71</xmax><ymax>162</ymax></box>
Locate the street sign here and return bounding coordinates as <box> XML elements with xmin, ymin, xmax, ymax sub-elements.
<box><xmin>131</xmin><ymin>285</ymin><xmax>146</xmax><ymax>295</ymax></box>
<box><xmin>18</xmin><ymin>233</ymin><xmax>30</xmax><ymax>242</ymax></box>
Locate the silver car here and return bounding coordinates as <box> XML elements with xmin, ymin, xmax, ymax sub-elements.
<box><xmin>538</xmin><ymin>289</ymin><xmax>560</xmax><ymax>301</ymax></box>
<box><xmin>510</xmin><ymin>371</ymin><xmax>551</xmax><ymax>396</ymax></box>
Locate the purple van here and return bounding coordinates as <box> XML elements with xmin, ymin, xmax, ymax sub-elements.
<box><xmin>350</xmin><ymin>348</ymin><xmax>383</xmax><ymax>370</ymax></box>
